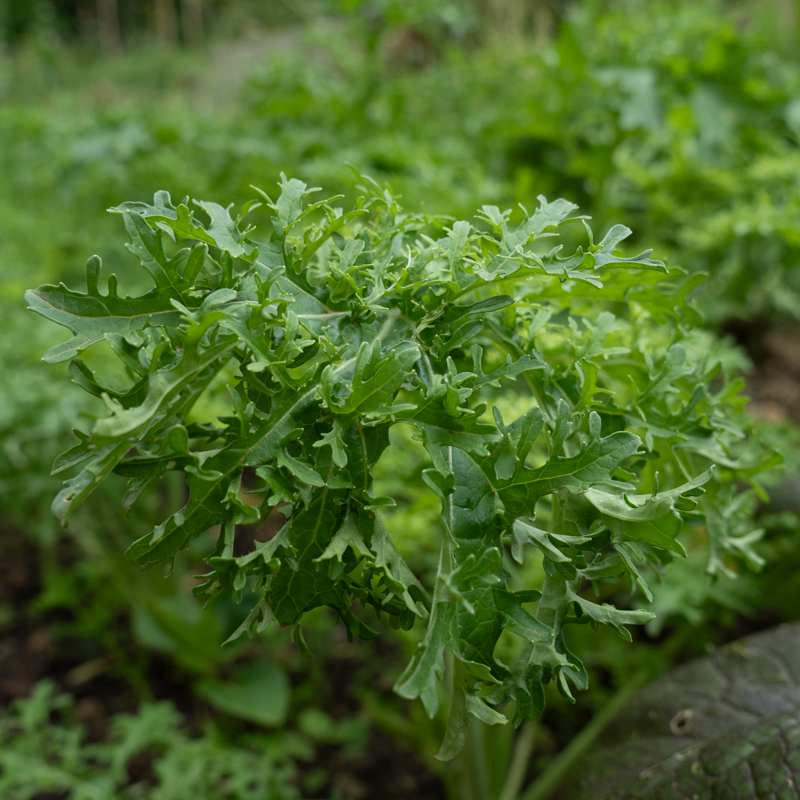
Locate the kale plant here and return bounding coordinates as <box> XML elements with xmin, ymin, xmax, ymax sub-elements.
<box><xmin>26</xmin><ymin>174</ymin><xmax>776</xmax><ymax>759</ymax></box>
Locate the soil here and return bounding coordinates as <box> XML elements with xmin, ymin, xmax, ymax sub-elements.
<box><xmin>311</xmin><ymin>731</ymin><xmax>444</xmax><ymax>800</ymax></box>
<box><xmin>724</xmin><ymin>320</ymin><xmax>800</xmax><ymax>422</ymax></box>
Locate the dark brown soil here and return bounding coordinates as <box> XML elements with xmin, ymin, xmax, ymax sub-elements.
<box><xmin>724</xmin><ymin>320</ymin><xmax>800</xmax><ymax>422</ymax></box>
<box><xmin>0</xmin><ymin>530</ymin><xmax>58</xmax><ymax>703</ymax></box>
<box><xmin>306</xmin><ymin>731</ymin><xmax>444</xmax><ymax>800</ymax></box>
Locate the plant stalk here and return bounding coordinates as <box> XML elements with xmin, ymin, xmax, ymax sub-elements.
<box><xmin>469</xmin><ymin>716</ymin><xmax>492</xmax><ymax>800</ymax></box>
<box><xmin>518</xmin><ymin>675</ymin><xmax>646</xmax><ymax>800</ymax></box>
<box><xmin>180</xmin><ymin>0</ymin><xmax>204</xmax><ymax>44</ymax></box>
<box><xmin>534</xmin><ymin>569</ymin><xmax>567</xmax><ymax>631</ymax></box>
<box><xmin>498</xmin><ymin>722</ymin><xmax>536</xmax><ymax>800</ymax></box>
<box><xmin>96</xmin><ymin>0</ymin><xmax>121</xmax><ymax>52</ymax></box>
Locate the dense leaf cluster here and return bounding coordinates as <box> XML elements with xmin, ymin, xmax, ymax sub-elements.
<box><xmin>27</xmin><ymin>174</ymin><xmax>776</xmax><ymax>757</ymax></box>
<box><xmin>0</xmin><ymin>680</ymin><xmax>300</xmax><ymax>799</ymax></box>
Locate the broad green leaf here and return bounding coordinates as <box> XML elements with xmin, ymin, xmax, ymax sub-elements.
<box><xmin>196</xmin><ymin>664</ymin><xmax>289</xmax><ymax>727</ymax></box>
<box><xmin>566</xmin><ymin>623</ymin><xmax>800</xmax><ymax>800</ymax></box>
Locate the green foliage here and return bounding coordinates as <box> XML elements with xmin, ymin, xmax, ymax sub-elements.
<box><xmin>521</xmin><ymin>0</ymin><xmax>800</xmax><ymax>321</ymax></box>
<box><xmin>3</xmin><ymin>2</ymin><xmax>800</xmax><ymax>796</ymax></box>
<box><xmin>0</xmin><ymin>680</ymin><xmax>302</xmax><ymax>799</ymax></box>
<box><xmin>28</xmin><ymin>174</ymin><xmax>777</xmax><ymax>758</ymax></box>
<box><xmin>209</xmin><ymin>0</ymin><xmax>800</xmax><ymax>322</ymax></box>
<box><xmin>5</xmin><ymin>0</ymin><xmax>798</xmax><ymax>322</ymax></box>
<box><xmin>197</xmin><ymin>663</ymin><xmax>290</xmax><ymax>727</ymax></box>
<box><xmin>567</xmin><ymin>622</ymin><xmax>800</xmax><ymax>799</ymax></box>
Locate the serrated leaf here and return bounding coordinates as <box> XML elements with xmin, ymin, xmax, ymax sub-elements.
<box><xmin>25</xmin><ymin>257</ymin><xmax>180</xmax><ymax>364</ymax></box>
<box><xmin>566</xmin><ymin>590</ymin><xmax>654</xmax><ymax>641</ymax></box>
<box><xmin>195</xmin><ymin>200</ymin><xmax>255</xmax><ymax>258</ymax></box>
<box><xmin>592</xmin><ymin>224</ymin><xmax>666</xmax><ymax>272</ymax></box>
<box><xmin>512</xmin><ymin>518</ymin><xmax>571</xmax><ymax>563</ymax></box>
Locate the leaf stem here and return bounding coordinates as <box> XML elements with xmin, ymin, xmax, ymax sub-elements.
<box><xmin>469</xmin><ymin>717</ymin><xmax>492</xmax><ymax>800</ymax></box>
<box><xmin>534</xmin><ymin>569</ymin><xmax>567</xmax><ymax>631</ymax></box>
<box><xmin>498</xmin><ymin>722</ymin><xmax>536</xmax><ymax>800</ymax></box>
<box><xmin>518</xmin><ymin>674</ymin><xmax>646</xmax><ymax>800</ymax></box>
<box><xmin>376</xmin><ymin>307</ymin><xmax>401</xmax><ymax>341</ymax></box>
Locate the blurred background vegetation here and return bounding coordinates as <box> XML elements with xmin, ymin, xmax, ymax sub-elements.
<box><xmin>1</xmin><ymin>1</ymin><xmax>800</xmax><ymax>798</ymax></box>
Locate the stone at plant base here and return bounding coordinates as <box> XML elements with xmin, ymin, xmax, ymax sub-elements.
<box><xmin>568</xmin><ymin>622</ymin><xmax>800</xmax><ymax>800</ymax></box>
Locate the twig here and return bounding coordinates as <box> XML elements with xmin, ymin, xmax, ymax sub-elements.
<box><xmin>65</xmin><ymin>656</ymin><xmax>112</xmax><ymax>687</ymax></box>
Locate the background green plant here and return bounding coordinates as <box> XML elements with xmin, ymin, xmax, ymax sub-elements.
<box><xmin>0</xmin><ymin>680</ymin><xmax>305</xmax><ymax>799</ymax></box>
<box><xmin>3</xmin><ymin>1</ymin><xmax>800</xmax><ymax>799</ymax></box>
